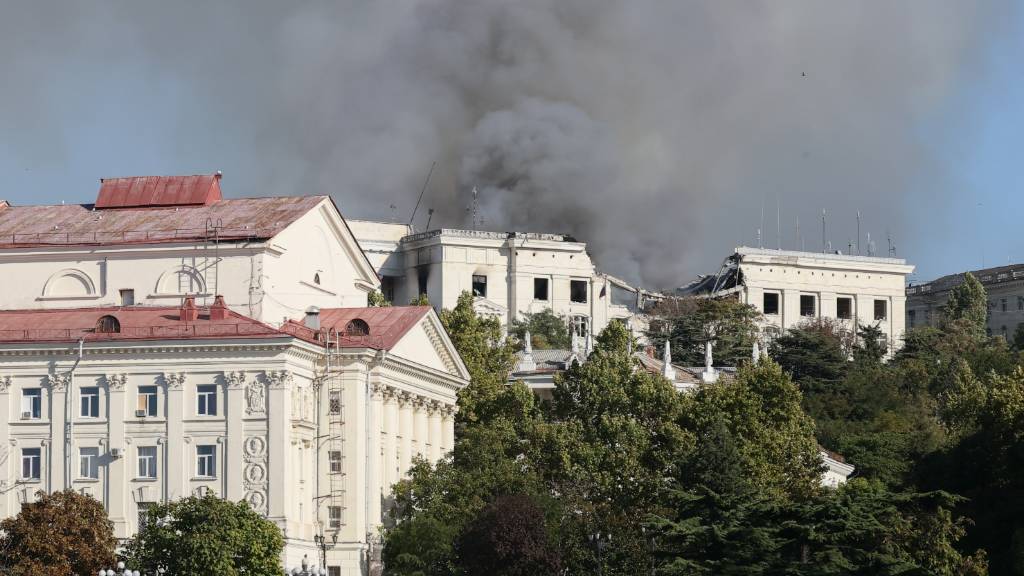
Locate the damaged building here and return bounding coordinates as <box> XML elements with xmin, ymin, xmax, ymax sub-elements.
<box><xmin>681</xmin><ymin>246</ymin><xmax>914</xmax><ymax>351</ymax></box>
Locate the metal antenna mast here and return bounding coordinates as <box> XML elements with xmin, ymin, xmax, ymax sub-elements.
<box><xmin>424</xmin><ymin>208</ymin><xmax>435</xmax><ymax>231</ymax></box>
<box><xmin>856</xmin><ymin>211</ymin><xmax>862</xmax><ymax>255</ymax></box>
<box><xmin>821</xmin><ymin>210</ymin><xmax>827</xmax><ymax>253</ymax></box>
<box><xmin>408</xmin><ymin>161</ymin><xmax>436</xmax><ymax>227</ymax></box>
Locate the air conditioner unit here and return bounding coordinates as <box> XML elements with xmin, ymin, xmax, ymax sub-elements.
<box><xmin>21</xmin><ymin>411</ymin><xmax>32</xmax><ymax>419</ymax></box>
<box><xmin>110</xmin><ymin>448</ymin><xmax>122</xmax><ymax>459</ymax></box>
<box><xmin>135</xmin><ymin>409</ymin><xmax>147</xmax><ymax>418</ymax></box>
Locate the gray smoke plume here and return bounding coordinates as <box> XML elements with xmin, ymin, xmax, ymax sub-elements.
<box><xmin>0</xmin><ymin>1</ymin><xmax>1013</xmax><ymax>287</ymax></box>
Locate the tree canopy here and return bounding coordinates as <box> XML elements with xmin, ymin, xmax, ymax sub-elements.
<box><xmin>508</xmin><ymin>308</ymin><xmax>571</xmax><ymax>350</ymax></box>
<box><xmin>647</xmin><ymin>296</ymin><xmax>761</xmax><ymax>367</ymax></box>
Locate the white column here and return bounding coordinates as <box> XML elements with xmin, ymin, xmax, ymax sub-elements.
<box><xmin>165</xmin><ymin>374</ymin><xmax>186</xmax><ymax>500</ymax></box>
<box><xmin>414</xmin><ymin>398</ymin><xmax>429</xmax><ymax>459</ymax></box>
<box><xmin>0</xmin><ymin>376</ymin><xmax>10</xmax><ymax>518</ymax></box>
<box><xmin>366</xmin><ymin>382</ymin><xmax>384</xmax><ymax>531</ymax></box>
<box><xmin>47</xmin><ymin>374</ymin><xmax>68</xmax><ymax>492</ymax></box>
<box><xmin>267</xmin><ymin>371</ymin><xmax>292</xmax><ymax>523</ymax></box>
<box><xmin>428</xmin><ymin>402</ymin><xmax>443</xmax><ymax>462</ymax></box>
<box><xmin>225</xmin><ymin>373</ymin><xmax>245</xmax><ymax>502</ymax></box>
<box><xmin>381</xmin><ymin>389</ymin><xmax>398</xmax><ymax>494</ymax></box>
<box><xmin>397</xmin><ymin>392</ymin><xmax>414</xmax><ymax>476</ymax></box>
<box><xmin>107</xmin><ymin>374</ymin><xmax>128</xmax><ymax>536</ymax></box>
<box><xmin>442</xmin><ymin>406</ymin><xmax>455</xmax><ymax>454</ymax></box>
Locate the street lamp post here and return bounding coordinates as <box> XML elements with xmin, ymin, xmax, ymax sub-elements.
<box><xmin>313</xmin><ymin>529</ymin><xmax>338</xmax><ymax>571</ymax></box>
<box><xmin>588</xmin><ymin>532</ymin><xmax>612</xmax><ymax>576</ymax></box>
<box><xmin>98</xmin><ymin>561</ymin><xmax>148</xmax><ymax>576</ymax></box>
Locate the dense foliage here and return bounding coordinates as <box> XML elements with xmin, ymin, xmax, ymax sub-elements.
<box><xmin>383</xmin><ymin>291</ymin><xmax>985</xmax><ymax>575</ymax></box>
<box><xmin>508</xmin><ymin>308</ymin><xmax>572</xmax><ymax>350</ymax></box>
<box><xmin>648</xmin><ymin>296</ymin><xmax>761</xmax><ymax>367</ymax></box>
<box><xmin>122</xmin><ymin>495</ymin><xmax>284</xmax><ymax>576</ymax></box>
<box><xmin>0</xmin><ymin>490</ymin><xmax>116</xmax><ymax>576</ymax></box>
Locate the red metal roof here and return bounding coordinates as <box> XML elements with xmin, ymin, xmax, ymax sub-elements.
<box><xmin>0</xmin><ymin>195</ymin><xmax>326</xmax><ymax>248</ymax></box>
<box><xmin>285</xmin><ymin>306</ymin><xmax>431</xmax><ymax>351</ymax></box>
<box><xmin>95</xmin><ymin>175</ymin><xmax>223</xmax><ymax>209</ymax></box>
<box><xmin>0</xmin><ymin>306</ymin><xmax>285</xmax><ymax>344</ymax></box>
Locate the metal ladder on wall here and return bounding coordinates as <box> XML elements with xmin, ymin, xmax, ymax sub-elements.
<box><xmin>317</xmin><ymin>328</ymin><xmax>347</xmax><ymax>544</ymax></box>
<box><xmin>201</xmin><ymin>218</ymin><xmax>223</xmax><ymax>305</ymax></box>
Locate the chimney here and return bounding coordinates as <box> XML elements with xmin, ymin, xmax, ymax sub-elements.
<box><xmin>210</xmin><ymin>295</ymin><xmax>228</xmax><ymax>320</ymax></box>
<box><xmin>180</xmin><ymin>295</ymin><xmax>198</xmax><ymax>322</ymax></box>
<box><xmin>304</xmin><ymin>306</ymin><xmax>321</xmax><ymax>330</ymax></box>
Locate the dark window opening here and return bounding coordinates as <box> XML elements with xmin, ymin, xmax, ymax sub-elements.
<box><xmin>837</xmin><ymin>297</ymin><xmax>852</xmax><ymax>320</ymax></box>
<box><xmin>381</xmin><ymin>277</ymin><xmax>395</xmax><ymax>303</ymax></box>
<box><xmin>800</xmin><ymin>295</ymin><xmax>816</xmax><ymax>317</ymax></box>
<box><xmin>345</xmin><ymin>319</ymin><xmax>370</xmax><ymax>336</ymax></box>
<box><xmin>120</xmin><ymin>289</ymin><xmax>134</xmax><ymax>306</ymax></box>
<box><xmin>570</xmin><ymin>280</ymin><xmax>588</xmax><ymax>304</ymax></box>
<box><xmin>314</xmin><ymin>272</ymin><xmax>321</xmax><ymax>285</ymax></box>
<box><xmin>1002</xmin><ymin>298</ymin><xmax>1007</xmax><ymax>312</ymax></box>
<box><xmin>417</xmin><ymin>269</ymin><xmax>429</xmax><ymax>299</ymax></box>
<box><xmin>472</xmin><ymin>275</ymin><xmax>487</xmax><ymax>297</ymax></box>
<box><xmin>763</xmin><ymin>293</ymin><xmax>779</xmax><ymax>315</ymax></box>
<box><xmin>96</xmin><ymin>315</ymin><xmax>121</xmax><ymax>333</ymax></box>
<box><xmin>874</xmin><ymin>299</ymin><xmax>887</xmax><ymax>321</ymax></box>
<box><xmin>534</xmin><ymin>278</ymin><xmax>549</xmax><ymax>301</ymax></box>
<box><xmin>908</xmin><ymin>310</ymin><xmax>916</xmax><ymax>327</ymax></box>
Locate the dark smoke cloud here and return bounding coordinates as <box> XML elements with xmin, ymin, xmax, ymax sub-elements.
<box><xmin>0</xmin><ymin>1</ymin><xmax>1013</xmax><ymax>287</ymax></box>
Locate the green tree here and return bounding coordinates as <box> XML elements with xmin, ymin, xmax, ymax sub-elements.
<box><xmin>368</xmin><ymin>289</ymin><xmax>391</xmax><ymax>307</ymax></box>
<box><xmin>454</xmin><ymin>494</ymin><xmax>562</xmax><ymax>575</ymax></box>
<box><xmin>508</xmin><ymin>309</ymin><xmax>571</xmax><ymax>350</ymax></box>
<box><xmin>122</xmin><ymin>495</ymin><xmax>283</xmax><ymax>576</ymax></box>
<box><xmin>411</xmin><ymin>293</ymin><xmax>430</xmax><ymax>306</ymax></box>
<box><xmin>0</xmin><ymin>490</ymin><xmax>116</xmax><ymax>576</ymax></box>
<box><xmin>648</xmin><ymin>296</ymin><xmax>761</xmax><ymax>367</ymax></box>
<box><xmin>942</xmin><ymin>272</ymin><xmax>988</xmax><ymax>338</ymax></box>
<box><xmin>770</xmin><ymin>319</ymin><xmax>849</xmax><ymax>390</ymax></box>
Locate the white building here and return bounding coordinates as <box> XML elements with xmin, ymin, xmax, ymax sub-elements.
<box><xmin>0</xmin><ymin>176</ymin><xmax>469</xmax><ymax>576</ymax></box>
<box><xmin>905</xmin><ymin>263</ymin><xmax>1024</xmax><ymax>339</ymax></box>
<box><xmin>683</xmin><ymin>247</ymin><xmax>914</xmax><ymax>351</ymax></box>
<box><xmin>349</xmin><ymin>222</ymin><xmax>646</xmax><ymax>341</ymax></box>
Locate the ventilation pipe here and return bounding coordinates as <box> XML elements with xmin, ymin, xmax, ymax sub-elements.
<box><xmin>304</xmin><ymin>306</ymin><xmax>321</xmax><ymax>330</ymax></box>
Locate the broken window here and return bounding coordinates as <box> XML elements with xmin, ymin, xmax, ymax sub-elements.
<box><xmin>417</xmin><ymin>269</ymin><xmax>429</xmax><ymax>299</ymax></box>
<box><xmin>874</xmin><ymin>299</ymin><xmax>887</xmax><ymax>321</ymax></box>
<box><xmin>472</xmin><ymin>275</ymin><xmax>487</xmax><ymax>297</ymax></box>
<box><xmin>571</xmin><ymin>315</ymin><xmax>589</xmax><ymax>339</ymax></box>
<box><xmin>762</xmin><ymin>292</ymin><xmax>779</xmax><ymax>315</ymax></box>
<box><xmin>800</xmin><ymin>295</ymin><xmax>816</xmax><ymax>317</ymax></box>
<box><xmin>570</xmin><ymin>280</ymin><xmax>588</xmax><ymax>304</ymax></box>
<box><xmin>837</xmin><ymin>297</ymin><xmax>853</xmax><ymax>320</ymax></box>
<box><xmin>534</xmin><ymin>278</ymin><xmax>549</xmax><ymax>301</ymax></box>
<box><xmin>120</xmin><ymin>289</ymin><xmax>134</xmax><ymax>306</ymax></box>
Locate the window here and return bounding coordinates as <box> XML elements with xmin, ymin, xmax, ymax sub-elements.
<box><xmin>328</xmin><ymin>568</ymin><xmax>341</xmax><ymax>576</ymax></box>
<box><xmin>417</xmin><ymin>269</ymin><xmax>429</xmax><ymax>298</ymax></box>
<box><xmin>22</xmin><ymin>448</ymin><xmax>41</xmax><ymax>480</ymax></box>
<box><xmin>571</xmin><ymin>315</ymin><xmax>590</xmax><ymax>339</ymax></box>
<box><xmin>21</xmin><ymin>388</ymin><xmax>41</xmax><ymax>420</ymax></box>
<box><xmin>329</xmin><ymin>450</ymin><xmax>342</xmax><ymax>474</ymax></box>
<box><xmin>328</xmin><ymin>505</ymin><xmax>342</xmax><ymax>529</ymax></box>
<box><xmin>138</xmin><ymin>446</ymin><xmax>157</xmax><ymax>479</ymax></box>
<box><xmin>570</xmin><ymin>280</ymin><xmax>588</xmax><ymax>304</ymax></box>
<box><xmin>137</xmin><ymin>502</ymin><xmax>155</xmax><ymax>530</ymax></box>
<box><xmin>79</xmin><ymin>447</ymin><xmax>99</xmax><ymax>479</ymax></box>
<box><xmin>908</xmin><ymin>310</ymin><xmax>916</xmax><ymax>328</ymax></box>
<box><xmin>80</xmin><ymin>387</ymin><xmax>99</xmax><ymax>418</ymax></box>
<box><xmin>1002</xmin><ymin>298</ymin><xmax>1008</xmax><ymax>312</ymax></box>
<box><xmin>96</xmin><ymin>315</ymin><xmax>120</xmax><ymax>333</ymax></box>
<box><xmin>196</xmin><ymin>445</ymin><xmax>216</xmax><ymax>478</ymax></box>
<box><xmin>800</xmin><ymin>295</ymin><xmax>816</xmax><ymax>317</ymax></box>
<box><xmin>1019</xmin><ymin>296</ymin><xmax>1024</xmax><ymax>311</ymax></box>
<box><xmin>874</xmin><ymin>299</ymin><xmax>887</xmax><ymax>321</ymax></box>
<box><xmin>137</xmin><ymin>386</ymin><xmax>158</xmax><ymax>417</ymax></box>
<box><xmin>197</xmin><ymin>384</ymin><xmax>217</xmax><ymax>416</ymax></box>
<box><xmin>837</xmin><ymin>297</ymin><xmax>853</xmax><ymax>320</ymax></box>
<box><xmin>762</xmin><ymin>292</ymin><xmax>779</xmax><ymax>315</ymax></box>
<box><xmin>472</xmin><ymin>275</ymin><xmax>487</xmax><ymax>297</ymax></box>
<box><xmin>534</xmin><ymin>277</ymin><xmax>549</xmax><ymax>301</ymax></box>
<box><xmin>120</xmin><ymin>289</ymin><xmax>135</xmax><ymax>306</ymax></box>
<box><xmin>328</xmin><ymin>390</ymin><xmax>342</xmax><ymax>415</ymax></box>
<box><xmin>345</xmin><ymin>319</ymin><xmax>369</xmax><ymax>336</ymax></box>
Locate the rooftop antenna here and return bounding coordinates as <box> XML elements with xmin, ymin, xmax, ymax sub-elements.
<box><xmin>776</xmin><ymin>196</ymin><xmax>781</xmax><ymax>250</ymax></box>
<box><xmin>759</xmin><ymin>198</ymin><xmax>765</xmax><ymax>248</ymax></box>
<box><xmin>887</xmin><ymin>230</ymin><xmax>895</xmax><ymax>257</ymax></box>
<box><xmin>856</xmin><ymin>211</ymin><xmax>862</xmax><ymax>255</ymax></box>
<box><xmin>408</xmin><ymin>161</ymin><xmax>436</xmax><ymax>226</ymax></box>
<box><xmin>866</xmin><ymin>232</ymin><xmax>875</xmax><ymax>256</ymax></box>
<box><xmin>425</xmin><ymin>208</ymin><xmax>435</xmax><ymax>230</ymax></box>
<box><xmin>796</xmin><ymin>216</ymin><xmax>803</xmax><ymax>251</ymax></box>
<box><xmin>469</xmin><ymin>187</ymin><xmax>480</xmax><ymax>230</ymax></box>
<box><xmin>389</xmin><ymin>204</ymin><xmax>397</xmax><ymax>222</ymax></box>
<box><xmin>821</xmin><ymin>209</ymin><xmax>827</xmax><ymax>253</ymax></box>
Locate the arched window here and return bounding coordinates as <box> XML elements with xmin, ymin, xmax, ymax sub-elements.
<box><xmin>96</xmin><ymin>315</ymin><xmax>121</xmax><ymax>333</ymax></box>
<box><xmin>345</xmin><ymin>319</ymin><xmax>370</xmax><ymax>336</ymax></box>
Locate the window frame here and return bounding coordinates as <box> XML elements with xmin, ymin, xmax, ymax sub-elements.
<box><xmin>328</xmin><ymin>390</ymin><xmax>342</xmax><ymax>416</ymax></box>
<box><xmin>21</xmin><ymin>388</ymin><xmax>42</xmax><ymax>420</ymax></box>
<box><xmin>874</xmin><ymin>299</ymin><xmax>888</xmax><ymax>321</ymax></box>
<box><xmin>196</xmin><ymin>384</ymin><xmax>218</xmax><ymax>417</ymax></box>
<box><xmin>138</xmin><ymin>446</ymin><xmax>158</xmax><ymax>479</ymax></box>
<box><xmin>762</xmin><ymin>292</ymin><xmax>780</xmax><ymax>315</ymax></box>
<box><xmin>471</xmin><ymin>274</ymin><xmax>488</xmax><ymax>298</ymax></box>
<box><xmin>80</xmin><ymin>386</ymin><xmax>100</xmax><ymax>418</ymax></box>
<box><xmin>570</xmin><ymin>280</ymin><xmax>589</xmax><ymax>304</ymax></box>
<box><xmin>22</xmin><ymin>447</ymin><xmax>41</xmax><ymax>480</ymax></box>
<box><xmin>328</xmin><ymin>505</ymin><xmax>343</xmax><ymax>529</ymax></box>
<box><xmin>79</xmin><ymin>447</ymin><xmax>100</xmax><ymax>480</ymax></box>
<box><xmin>196</xmin><ymin>445</ymin><xmax>217</xmax><ymax>478</ymax></box>
<box><xmin>533</xmin><ymin>277</ymin><xmax>550</xmax><ymax>301</ymax></box>
<box><xmin>799</xmin><ymin>294</ymin><xmax>816</xmax><ymax>317</ymax></box>
<box><xmin>137</xmin><ymin>386</ymin><xmax>158</xmax><ymax>417</ymax></box>
<box><xmin>119</xmin><ymin>288</ymin><xmax>135</xmax><ymax>306</ymax></box>
<box><xmin>836</xmin><ymin>297</ymin><xmax>853</xmax><ymax>320</ymax></box>
<box><xmin>329</xmin><ymin>450</ymin><xmax>343</xmax><ymax>474</ymax></box>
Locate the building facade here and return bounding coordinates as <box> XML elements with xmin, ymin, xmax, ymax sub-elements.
<box><xmin>350</xmin><ymin>222</ymin><xmax>647</xmax><ymax>341</ymax></box>
<box><xmin>683</xmin><ymin>247</ymin><xmax>914</xmax><ymax>351</ymax></box>
<box><xmin>0</xmin><ymin>176</ymin><xmax>469</xmax><ymax>576</ymax></box>
<box><xmin>905</xmin><ymin>263</ymin><xmax>1024</xmax><ymax>340</ymax></box>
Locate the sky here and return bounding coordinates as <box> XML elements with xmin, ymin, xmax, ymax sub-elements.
<box><xmin>0</xmin><ymin>1</ymin><xmax>1022</xmax><ymax>289</ymax></box>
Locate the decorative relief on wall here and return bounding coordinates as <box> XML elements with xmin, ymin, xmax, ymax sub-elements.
<box><xmin>105</xmin><ymin>373</ymin><xmax>127</xmax><ymax>391</ymax></box>
<box><xmin>46</xmin><ymin>372</ymin><xmax>69</xmax><ymax>392</ymax></box>
<box><xmin>0</xmin><ymin>376</ymin><xmax>10</xmax><ymax>393</ymax></box>
<box><xmin>164</xmin><ymin>372</ymin><xmax>186</xmax><ymax>389</ymax></box>
<box><xmin>226</xmin><ymin>371</ymin><xmax>246</xmax><ymax>389</ymax></box>
<box><xmin>266</xmin><ymin>370</ymin><xmax>293</xmax><ymax>390</ymax></box>
<box><xmin>246</xmin><ymin>380</ymin><xmax>266</xmax><ymax>416</ymax></box>
<box><xmin>244</xmin><ymin>434</ymin><xmax>269</xmax><ymax>516</ymax></box>
<box><xmin>289</xmin><ymin>384</ymin><xmax>315</xmax><ymax>422</ymax></box>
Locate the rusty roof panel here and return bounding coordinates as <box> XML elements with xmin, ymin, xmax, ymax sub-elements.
<box><xmin>96</xmin><ymin>174</ymin><xmax>223</xmax><ymax>208</ymax></box>
<box><xmin>0</xmin><ymin>195</ymin><xmax>326</xmax><ymax>248</ymax></box>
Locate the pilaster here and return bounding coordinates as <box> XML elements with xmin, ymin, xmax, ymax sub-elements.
<box><xmin>165</xmin><ymin>372</ymin><xmax>186</xmax><ymax>500</ymax></box>
<box><xmin>225</xmin><ymin>371</ymin><xmax>246</xmax><ymax>502</ymax></box>
<box><xmin>106</xmin><ymin>373</ymin><xmax>128</xmax><ymax>535</ymax></box>
<box><xmin>267</xmin><ymin>371</ymin><xmax>292</xmax><ymax>522</ymax></box>
<box><xmin>47</xmin><ymin>373</ymin><xmax>69</xmax><ymax>491</ymax></box>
